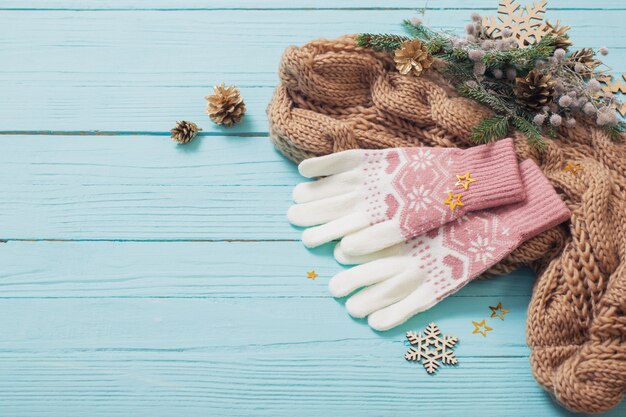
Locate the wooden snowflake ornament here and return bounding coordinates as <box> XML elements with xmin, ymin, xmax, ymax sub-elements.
<box><xmin>598</xmin><ymin>74</ymin><xmax>626</xmax><ymax>95</ymax></box>
<box><xmin>482</xmin><ymin>0</ymin><xmax>549</xmax><ymax>47</ymax></box>
<box><xmin>598</xmin><ymin>74</ymin><xmax>626</xmax><ymax>116</ymax></box>
<box><xmin>404</xmin><ymin>323</ymin><xmax>458</xmax><ymax>374</ymax></box>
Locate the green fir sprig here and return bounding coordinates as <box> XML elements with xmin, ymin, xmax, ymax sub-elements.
<box><xmin>468</xmin><ymin>115</ymin><xmax>510</xmax><ymax>144</ymax></box>
<box><xmin>402</xmin><ymin>19</ymin><xmax>436</xmax><ymax>40</ymax></box>
<box><xmin>355</xmin><ymin>34</ymin><xmax>411</xmax><ymax>53</ymax></box>
<box><xmin>456</xmin><ymin>82</ymin><xmax>517</xmax><ymax>115</ymax></box>
<box><xmin>512</xmin><ymin>115</ymin><xmax>546</xmax><ymax>149</ymax></box>
<box><xmin>482</xmin><ymin>35</ymin><xmax>558</xmax><ymax>71</ymax></box>
<box><xmin>607</xmin><ymin>121</ymin><xmax>626</xmax><ymax>139</ymax></box>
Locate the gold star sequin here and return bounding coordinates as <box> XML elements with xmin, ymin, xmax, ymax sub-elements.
<box><xmin>489</xmin><ymin>302</ymin><xmax>510</xmax><ymax>321</ymax></box>
<box><xmin>306</xmin><ymin>271</ymin><xmax>318</xmax><ymax>280</ymax></box>
<box><xmin>443</xmin><ymin>192</ymin><xmax>464</xmax><ymax>212</ymax></box>
<box><xmin>455</xmin><ymin>172</ymin><xmax>477</xmax><ymax>190</ymax></box>
<box><xmin>472</xmin><ymin>320</ymin><xmax>493</xmax><ymax>337</ymax></box>
<box><xmin>563</xmin><ymin>162</ymin><xmax>583</xmax><ymax>175</ymax></box>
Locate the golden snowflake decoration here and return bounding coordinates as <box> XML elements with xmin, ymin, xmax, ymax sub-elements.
<box><xmin>482</xmin><ymin>0</ymin><xmax>549</xmax><ymax>48</ymax></box>
<box><xmin>598</xmin><ymin>74</ymin><xmax>626</xmax><ymax>116</ymax></box>
<box><xmin>404</xmin><ymin>323</ymin><xmax>458</xmax><ymax>374</ymax></box>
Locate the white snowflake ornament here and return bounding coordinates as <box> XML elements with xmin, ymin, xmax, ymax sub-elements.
<box><xmin>404</xmin><ymin>323</ymin><xmax>458</xmax><ymax>374</ymax></box>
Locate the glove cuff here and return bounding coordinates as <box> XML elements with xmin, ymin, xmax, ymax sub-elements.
<box><xmin>454</xmin><ymin>138</ymin><xmax>525</xmax><ymax>211</ymax></box>
<box><xmin>498</xmin><ymin>159</ymin><xmax>571</xmax><ymax>241</ymax></box>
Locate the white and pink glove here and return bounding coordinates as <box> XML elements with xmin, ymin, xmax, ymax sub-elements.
<box><xmin>288</xmin><ymin>138</ymin><xmax>525</xmax><ymax>256</ymax></box>
<box><xmin>329</xmin><ymin>160</ymin><xmax>570</xmax><ymax>331</ymax></box>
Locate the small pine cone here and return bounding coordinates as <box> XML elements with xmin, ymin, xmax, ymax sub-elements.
<box><xmin>170</xmin><ymin>120</ymin><xmax>202</xmax><ymax>144</ymax></box>
<box><xmin>393</xmin><ymin>40</ymin><xmax>434</xmax><ymax>77</ymax></box>
<box><xmin>205</xmin><ymin>83</ymin><xmax>246</xmax><ymax>127</ymax></box>
<box><xmin>545</xmin><ymin>20</ymin><xmax>573</xmax><ymax>51</ymax></box>
<box><xmin>514</xmin><ymin>70</ymin><xmax>556</xmax><ymax>111</ymax></box>
<box><xmin>566</xmin><ymin>48</ymin><xmax>601</xmax><ymax>78</ymax></box>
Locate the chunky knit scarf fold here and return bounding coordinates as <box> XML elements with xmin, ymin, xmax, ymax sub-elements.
<box><xmin>267</xmin><ymin>35</ymin><xmax>626</xmax><ymax>414</ymax></box>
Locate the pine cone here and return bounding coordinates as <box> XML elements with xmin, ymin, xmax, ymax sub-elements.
<box><xmin>394</xmin><ymin>40</ymin><xmax>434</xmax><ymax>77</ymax></box>
<box><xmin>545</xmin><ymin>20</ymin><xmax>573</xmax><ymax>51</ymax></box>
<box><xmin>567</xmin><ymin>48</ymin><xmax>601</xmax><ymax>78</ymax></box>
<box><xmin>205</xmin><ymin>83</ymin><xmax>246</xmax><ymax>127</ymax></box>
<box><xmin>514</xmin><ymin>70</ymin><xmax>556</xmax><ymax>110</ymax></box>
<box><xmin>170</xmin><ymin>120</ymin><xmax>202</xmax><ymax>144</ymax></box>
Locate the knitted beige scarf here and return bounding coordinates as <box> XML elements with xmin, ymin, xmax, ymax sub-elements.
<box><xmin>267</xmin><ymin>36</ymin><xmax>626</xmax><ymax>414</ymax></box>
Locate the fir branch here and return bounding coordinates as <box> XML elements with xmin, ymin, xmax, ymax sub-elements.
<box><xmin>434</xmin><ymin>47</ymin><xmax>469</xmax><ymax>63</ymax></box>
<box><xmin>402</xmin><ymin>19</ymin><xmax>435</xmax><ymax>41</ymax></box>
<box><xmin>544</xmin><ymin>124</ymin><xmax>558</xmax><ymax>139</ymax></box>
<box><xmin>427</xmin><ymin>36</ymin><xmax>449</xmax><ymax>54</ymax></box>
<box><xmin>402</xmin><ymin>20</ymin><xmax>456</xmax><ymax>55</ymax></box>
<box><xmin>469</xmin><ymin>115</ymin><xmax>510</xmax><ymax>144</ymax></box>
<box><xmin>606</xmin><ymin>121</ymin><xmax>626</xmax><ymax>140</ymax></box>
<box><xmin>482</xmin><ymin>35</ymin><xmax>557</xmax><ymax>73</ymax></box>
<box><xmin>481</xmin><ymin>79</ymin><xmax>516</xmax><ymax>96</ymax></box>
<box><xmin>356</xmin><ymin>34</ymin><xmax>411</xmax><ymax>52</ymax></box>
<box><xmin>440</xmin><ymin>62</ymin><xmax>474</xmax><ymax>83</ymax></box>
<box><xmin>512</xmin><ymin>115</ymin><xmax>547</xmax><ymax>150</ymax></box>
<box><xmin>456</xmin><ymin>82</ymin><xmax>516</xmax><ymax>115</ymax></box>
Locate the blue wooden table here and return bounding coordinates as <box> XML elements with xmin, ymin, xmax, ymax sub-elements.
<box><xmin>1</xmin><ymin>1</ymin><xmax>624</xmax><ymax>416</ymax></box>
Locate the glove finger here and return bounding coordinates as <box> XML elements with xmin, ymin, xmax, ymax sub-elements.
<box><xmin>328</xmin><ymin>257</ymin><xmax>407</xmax><ymax>297</ymax></box>
<box><xmin>292</xmin><ymin>171</ymin><xmax>360</xmax><ymax>204</ymax></box>
<box><xmin>298</xmin><ymin>150</ymin><xmax>363</xmax><ymax>178</ymax></box>
<box><xmin>367</xmin><ymin>281</ymin><xmax>439</xmax><ymax>331</ymax></box>
<box><xmin>334</xmin><ymin>240</ymin><xmax>403</xmax><ymax>265</ymax></box>
<box><xmin>301</xmin><ymin>212</ymin><xmax>369</xmax><ymax>248</ymax></box>
<box><xmin>345</xmin><ymin>270</ymin><xmax>419</xmax><ymax>318</ymax></box>
<box><xmin>340</xmin><ymin>220</ymin><xmax>403</xmax><ymax>256</ymax></box>
<box><xmin>287</xmin><ymin>192</ymin><xmax>359</xmax><ymax>227</ymax></box>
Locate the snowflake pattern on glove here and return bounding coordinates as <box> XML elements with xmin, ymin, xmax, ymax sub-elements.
<box><xmin>362</xmin><ymin>148</ymin><xmax>456</xmax><ymax>236</ymax></box>
<box><xmin>289</xmin><ymin>139</ymin><xmax>524</xmax><ymax>255</ymax></box>
<box><xmin>405</xmin><ymin>322</ymin><xmax>458</xmax><ymax>374</ymax></box>
<box><xmin>395</xmin><ymin>210</ymin><xmax>520</xmax><ymax>305</ymax></box>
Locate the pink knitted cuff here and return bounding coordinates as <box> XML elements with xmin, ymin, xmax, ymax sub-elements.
<box><xmin>498</xmin><ymin>159</ymin><xmax>571</xmax><ymax>241</ymax></box>
<box><xmin>453</xmin><ymin>138</ymin><xmax>525</xmax><ymax>211</ymax></box>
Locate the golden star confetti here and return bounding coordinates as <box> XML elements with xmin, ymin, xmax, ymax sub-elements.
<box><xmin>563</xmin><ymin>162</ymin><xmax>583</xmax><ymax>175</ymax></box>
<box><xmin>489</xmin><ymin>302</ymin><xmax>510</xmax><ymax>321</ymax></box>
<box><xmin>472</xmin><ymin>320</ymin><xmax>493</xmax><ymax>337</ymax></box>
<box><xmin>443</xmin><ymin>192</ymin><xmax>464</xmax><ymax>212</ymax></box>
<box><xmin>306</xmin><ymin>271</ymin><xmax>318</xmax><ymax>280</ymax></box>
<box><xmin>455</xmin><ymin>172</ymin><xmax>477</xmax><ymax>190</ymax></box>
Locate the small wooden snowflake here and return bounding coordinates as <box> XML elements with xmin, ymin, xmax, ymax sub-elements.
<box><xmin>404</xmin><ymin>322</ymin><xmax>458</xmax><ymax>374</ymax></box>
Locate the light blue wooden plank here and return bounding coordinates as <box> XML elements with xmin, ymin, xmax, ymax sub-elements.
<box><xmin>0</xmin><ymin>240</ymin><xmax>605</xmax><ymax>417</ymax></box>
<box><xmin>3</xmin><ymin>0</ymin><xmax>624</xmax><ymax>10</ymax></box>
<box><xmin>0</xmin><ymin>9</ymin><xmax>624</xmax><ymax>132</ymax></box>
<box><xmin>0</xmin><ymin>353</ymin><xmax>612</xmax><ymax>417</ymax></box>
<box><xmin>0</xmin><ymin>271</ymin><xmax>534</xmax><ymax>355</ymax></box>
<box><xmin>0</xmin><ymin>134</ymin><xmax>300</xmax><ymax>240</ymax></box>
<box><xmin>0</xmin><ymin>241</ymin><xmax>535</xmax><ymax>299</ymax></box>
<box><xmin>0</xmin><ymin>240</ymin><xmax>623</xmax><ymax>416</ymax></box>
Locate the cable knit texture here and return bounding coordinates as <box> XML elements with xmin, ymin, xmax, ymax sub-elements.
<box><xmin>266</xmin><ymin>36</ymin><xmax>626</xmax><ymax>414</ymax></box>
